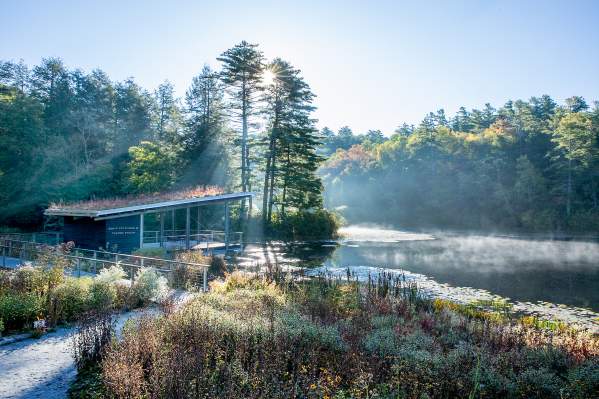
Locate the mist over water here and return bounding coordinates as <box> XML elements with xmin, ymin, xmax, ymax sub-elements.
<box><xmin>240</xmin><ymin>225</ymin><xmax>599</xmax><ymax>331</ymax></box>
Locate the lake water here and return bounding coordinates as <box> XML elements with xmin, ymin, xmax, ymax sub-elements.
<box><xmin>237</xmin><ymin>225</ymin><xmax>599</xmax><ymax>332</ymax></box>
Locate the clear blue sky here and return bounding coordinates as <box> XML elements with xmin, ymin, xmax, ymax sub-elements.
<box><xmin>2</xmin><ymin>0</ymin><xmax>598</xmax><ymax>134</ymax></box>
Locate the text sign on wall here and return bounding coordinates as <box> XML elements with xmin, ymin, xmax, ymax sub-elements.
<box><xmin>105</xmin><ymin>215</ymin><xmax>141</xmax><ymax>253</ymax></box>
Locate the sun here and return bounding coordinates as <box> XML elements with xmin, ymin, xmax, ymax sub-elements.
<box><xmin>262</xmin><ymin>69</ymin><xmax>276</xmax><ymax>86</ymax></box>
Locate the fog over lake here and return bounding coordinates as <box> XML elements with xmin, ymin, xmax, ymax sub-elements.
<box><xmin>241</xmin><ymin>225</ymin><xmax>599</xmax><ymax>331</ymax></box>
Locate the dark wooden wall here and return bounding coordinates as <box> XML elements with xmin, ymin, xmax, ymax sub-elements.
<box><xmin>63</xmin><ymin>217</ymin><xmax>106</xmax><ymax>249</ymax></box>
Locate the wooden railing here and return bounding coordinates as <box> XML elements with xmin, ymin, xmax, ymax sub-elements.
<box><xmin>0</xmin><ymin>238</ymin><xmax>209</xmax><ymax>291</ymax></box>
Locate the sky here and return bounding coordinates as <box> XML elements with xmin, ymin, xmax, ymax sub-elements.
<box><xmin>1</xmin><ymin>0</ymin><xmax>598</xmax><ymax>135</ymax></box>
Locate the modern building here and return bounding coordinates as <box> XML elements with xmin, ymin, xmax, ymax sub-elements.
<box><xmin>45</xmin><ymin>190</ymin><xmax>253</xmax><ymax>253</ymax></box>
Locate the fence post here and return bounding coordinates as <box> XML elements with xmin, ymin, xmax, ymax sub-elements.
<box><xmin>203</xmin><ymin>268</ymin><xmax>208</xmax><ymax>292</ymax></box>
<box><xmin>140</xmin><ymin>257</ymin><xmax>144</xmax><ymax>268</ymax></box>
<box><xmin>76</xmin><ymin>257</ymin><xmax>81</xmax><ymax>277</ymax></box>
<box><xmin>32</xmin><ymin>233</ymin><xmax>37</xmax><ymax>243</ymax></box>
<box><xmin>2</xmin><ymin>245</ymin><xmax>5</xmax><ymax>268</ymax></box>
<box><xmin>93</xmin><ymin>251</ymin><xmax>97</xmax><ymax>274</ymax></box>
<box><xmin>9</xmin><ymin>240</ymin><xmax>12</xmax><ymax>258</ymax></box>
<box><xmin>115</xmin><ymin>253</ymin><xmax>119</xmax><ymax>264</ymax></box>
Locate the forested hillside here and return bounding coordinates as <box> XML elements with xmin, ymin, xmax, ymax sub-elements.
<box><xmin>321</xmin><ymin>96</ymin><xmax>599</xmax><ymax>233</ymax></box>
<box><xmin>0</xmin><ymin>42</ymin><xmax>332</xmax><ymax>237</ymax></box>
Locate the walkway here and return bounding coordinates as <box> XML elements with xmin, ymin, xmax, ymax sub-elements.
<box><xmin>0</xmin><ymin>292</ymin><xmax>194</xmax><ymax>399</ymax></box>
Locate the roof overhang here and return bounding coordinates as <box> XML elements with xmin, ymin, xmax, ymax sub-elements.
<box><xmin>45</xmin><ymin>192</ymin><xmax>255</xmax><ymax>220</ymax></box>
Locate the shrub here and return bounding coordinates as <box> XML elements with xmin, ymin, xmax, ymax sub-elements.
<box><xmin>270</xmin><ymin>208</ymin><xmax>341</xmax><ymax>240</ymax></box>
<box><xmin>209</xmin><ymin>256</ymin><xmax>227</xmax><ymax>277</ymax></box>
<box><xmin>88</xmin><ymin>281</ymin><xmax>117</xmax><ymax>312</ymax></box>
<box><xmin>95</xmin><ymin>265</ymin><xmax>126</xmax><ymax>285</ymax></box>
<box><xmin>11</xmin><ymin>266</ymin><xmax>44</xmax><ymax>293</ymax></box>
<box><xmin>48</xmin><ymin>277</ymin><xmax>92</xmax><ymax>323</ymax></box>
<box><xmin>169</xmin><ymin>263</ymin><xmax>191</xmax><ymax>289</ymax></box>
<box><xmin>0</xmin><ymin>318</ymin><xmax>4</xmax><ymax>335</ymax></box>
<box><xmin>0</xmin><ymin>292</ymin><xmax>43</xmax><ymax>330</ymax></box>
<box><xmin>565</xmin><ymin>361</ymin><xmax>599</xmax><ymax>398</ymax></box>
<box><xmin>113</xmin><ymin>281</ymin><xmax>135</xmax><ymax>310</ymax></box>
<box><xmin>131</xmin><ymin>268</ymin><xmax>168</xmax><ymax>306</ymax></box>
<box><xmin>11</xmin><ymin>264</ymin><xmax>65</xmax><ymax>296</ymax></box>
<box><xmin>72</xmin><ymin>312</ymin><xmax>114</xmax><ymax>370</ymax></box>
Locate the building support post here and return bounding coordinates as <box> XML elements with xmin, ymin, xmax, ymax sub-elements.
<box><xmin>196</xmin><ymin>207</ymin><xmax>200</xmax><ymax>236</ymax></box>
<box><xmin>224</xmin><ymin>201</ymin><xmax>230</xmax><ymax>252</ymax></box>
<box><xmin>185</xmin><ymin>207</ymin><xmax>191</xmax><ymax>250</ymax></box>
<box><xmin>139</xmin><ymin>213</ymin><xmax>144</xmax><ymax>250</ymax></box>
<box><xmin>159</xmin><ymin>212</ymin><xmax>165</xmax><ymax>248</ymax></box>
<box><xmin>171</xmin><ymin>209</ymin><xmax>175</xmax><ymax>238</ymax></box>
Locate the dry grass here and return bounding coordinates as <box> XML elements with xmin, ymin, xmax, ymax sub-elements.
<box><xmin>96</xmin><ymin>272</ymin><xmax>599</xmax><ymax>399</ymax></box>
<box><xmin>48</xmin><ymin>185</ymin><xmax>224</xmax><ymax>211</ymax></box>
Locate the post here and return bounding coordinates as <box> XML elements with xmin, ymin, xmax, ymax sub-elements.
<box><xmin>159</xmin><ymin>212</ymin><xmax>165</xmax><ymax>248</ymax></box>
<box><xmin>171</xmin><ymin>209</ymin><xmax>175</xmax><ymax>237</ymax></box>
<box><xmin>55</xmin><ymin>232</ymin><xmax>60</xmax><ymax>245</ymax></box>
<box><xmin>139</xmin><ymin>213</ymin><xmax>144</xmax><ymax>250</ymax></box>
<box><xmin>196</xmin><ymin>206</ymin><xmax>200</xmax><ymax>237</ymax></box>
<box><xmin>203</xmin><ymin>267</ymin><xmax>208</xmax><ymax>292</ymax></box>
<box><xmin>2</xmin><ymin>245</ymin><xmax>6</xmax><ymax>268</ymax></box>
<box><xmin>224</xmin><ymin>201</ymin><xmax>230</xmax><ymax>252</ymax></box>
<box><xmin>93</xmin><ymin>251</ymin><xmax>97</xmax><ymax>274</ymax></box>
<box><xmin>32</xmin><ymin>233</ymin><xmax>37</xmax><ymax>243</ymax></box>
<box><xmin>248</xmin><ymin>195</ymin><xmax>253</xmax><ymax>218</ymax></box>
<box><xmin>76</xmin><ymin>258</ymin><xmax>81</xmax><ymax>277</ymax></box>
<box><xmin>185</xmin><ymin>207</ymin><xmax>191</xmax><ymax>250</ymax></box>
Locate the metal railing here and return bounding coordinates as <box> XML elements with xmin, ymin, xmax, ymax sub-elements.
<box><xmin>0</xmin><ymin>231</ymin><xmax>62</xmax><ymax>245</ymax></box>
<box><xmin>142</xmin><ymin>229</ymin><xmax>243</xmax><ymax>250</ymax></box>
<box><xmin>0</xmin><ymin>238</ymin><xmax>209</xmax><ymax>291</ymax></box>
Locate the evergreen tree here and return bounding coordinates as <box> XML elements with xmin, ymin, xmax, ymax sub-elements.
<box><xmin>218</xmin><ymin>41</ymin><xmax>264</xmax><ymax>212</ymax></box>
<box><xmin>182</xmin><ymin>65</ymin><xmax>228</xmax><ymax>186</ymax></box>
<box><xmin>260</xmin><ymin>58</ymin><xmax>322</xmax><ymax>222</ymax></box>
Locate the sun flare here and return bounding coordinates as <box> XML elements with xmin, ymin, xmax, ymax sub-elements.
<box><xmin>262</xmin><ymin>69</ymin><xmax>276</xmax><ymax>86</ymax></box>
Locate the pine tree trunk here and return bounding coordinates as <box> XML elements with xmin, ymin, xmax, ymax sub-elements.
<box><xmin>567</xmin><ymin>158</ymin><xmax>572</xmax><ymax>218</ymax></box>
<box><xmin>240</xmin><ymin>80</ymin><xmax>248</xmax><ymax>218</ymax></box>
<box><xmin>280</xmin><ymin>144</ymin><xmax>291</xmax><ymax>218</ymax></box>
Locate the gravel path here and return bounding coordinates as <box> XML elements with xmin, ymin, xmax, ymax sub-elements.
<box><xmin>0</xmin><ymin>292</ymin><xmax>195</xmax><ymax>399</ymax></box>
<box><xmin>0</xmin><ymin>327</ymin><xmax>75</xmax><ymax>399</ymax></box>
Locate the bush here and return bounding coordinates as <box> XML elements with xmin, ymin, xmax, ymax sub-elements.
<box><xmin>88</xmin><ymin>281</ymin><xmax>117</xmax><ymax>313</ymax></box>
<box><xmin>48</xmin><ymin>277</ymin><xmax>92</xmax><ymax>323</ymax></box>
<box><xmin>95</xmin><ymin>265</ymin><xmax>126</xmax><ymax>285</ymax></box>
<box><xmin>72</xmin><ymin>312</ymin><xmax>114</xmax><ymax>370</ymax></box>
<box><xmin>131</xmin><ymin>268</ymin><xmax>168</xmax><ymax>306</ymax></box>
<box><xmin>565</xmin><ymin>361</ymin><xmax>599</xmax><ymax>398</ymax></box>
<box><xmin>0</xmin><ymin>318</ymin><xmax>4</xmax><ymax>335</ymax></box>
<box><xmin>271</xmin><ymin>208</ymin><xmax>341</xmax><ymax>240</ymax></box>
<box><xmin>0</xmin><ymin>292</ymin><xmax>43</xmax><ymax>330</ymax></box>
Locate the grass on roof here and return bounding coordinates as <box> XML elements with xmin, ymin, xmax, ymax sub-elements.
<box><xmin>48</xmin><ymin>186</ymin><xmax>225</xmax><ymax>211</ymax></box>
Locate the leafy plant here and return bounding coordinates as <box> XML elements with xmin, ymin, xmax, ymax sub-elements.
<box><xmin>131</xmin><ymin>268</ymin><xmax>168</xmax><ymax>305</ymax></box>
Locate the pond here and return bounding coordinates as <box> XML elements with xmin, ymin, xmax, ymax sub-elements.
<box><xmin>237</xmin><ymin>225</ymin><xmax>599</xmax><ymax>332</ymax></box>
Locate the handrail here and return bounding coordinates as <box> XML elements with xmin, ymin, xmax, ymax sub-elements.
<box><xmin>0</xmin><ymin>238</ymin><xmax>209</xmax><ymax>291</ymax></box>
<box><xmin>0</xmin><ymin>238</ymin><xmax>209</xmax><ymax>269</ymax></box>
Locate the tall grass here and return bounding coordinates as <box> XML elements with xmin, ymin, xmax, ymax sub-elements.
<box><xmin>97</xmin><ymin>271</ymin><xmax>599</xmax><ymax>398</ymax></box>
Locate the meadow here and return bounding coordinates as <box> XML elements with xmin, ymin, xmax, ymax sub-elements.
<box><xmin>73</xmin><ymin>270</ymin><xmax>599</xmax><ymax>399</ymax></box>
